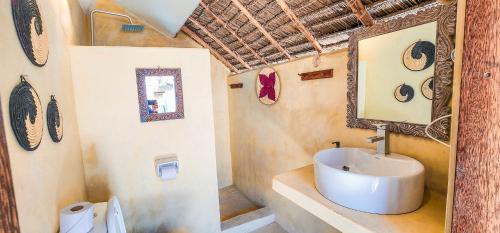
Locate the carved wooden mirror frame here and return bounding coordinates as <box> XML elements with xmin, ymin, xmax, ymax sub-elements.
<box><xmin>347</xmin><ymin>3</ymin><xmax>457</xmax><ymax>141</ymax></box>
<box><xmin>136</xmin><ymin>68</ymin><xmax>185</xmax><ymax>123</ymax></box>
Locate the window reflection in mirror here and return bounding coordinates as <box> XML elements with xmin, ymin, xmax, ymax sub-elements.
<box><xmin>356</xmin><ymin>22</ymin><xmax>437</xmax><ymax>125</ymax></box>
<box><xmin>145</xmin><ymin>75</ymin><xmax>176</xmax><ymax>114</ymax></box>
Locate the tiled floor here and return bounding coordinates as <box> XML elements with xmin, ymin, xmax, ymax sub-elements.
<box><xmin>219</xmin><ymin>185</ymin><xmax>261</xmax><ymax>221</ymax></box>
<box><xmin>250</xmin><ymin>223</ymin><xmax>288</xmax><ymax>233</ymax></box>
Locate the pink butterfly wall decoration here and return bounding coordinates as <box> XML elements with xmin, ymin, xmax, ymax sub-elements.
<box><xmin>258</xmin><ymin>72</ymin><xmax>277</xmax><ymax>101</ymax></box>
<box><xmin>256</xmin><ymin>68</ymin><xmax>280</xmax><ymax>105</ymax></box>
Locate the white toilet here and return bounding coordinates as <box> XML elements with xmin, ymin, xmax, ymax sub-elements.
<box><xmin>92</xmin><ymin>196</ymin><xmax>127</xmax><ymax>233</ymax></box>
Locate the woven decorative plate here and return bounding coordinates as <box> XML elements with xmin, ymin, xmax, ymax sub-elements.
<box><xmin>394</xmin><ymin>83</ymin><xmax>415</xmax><ymax>103</ymax></box>
<box><xmin>403</xmin><ymin>40</ymin><xmax>435</xmax><ymax>71</ymax></box>
<box><xmin>9</xmin><ymin>76</ymin><xmax>43</xmax><ymax>151</ymax></box>
<box><xmin>47</xmin><ymin>95</ymin><xmax>63</xmax><ymax>143</ymax></box>
<box><xmin>421</xmin><ymin>77</ymin><xmax>434</xmax><ymax>100</ymax></box>
<box><xmin>255</xmin><ymin>67</ymin><xmax>281</xmax><ymax>105</ymax></box>
<box><xmin>12</xmin><ymin>0</ymin><xmax>49</xmax><ymax>67</ymax></box>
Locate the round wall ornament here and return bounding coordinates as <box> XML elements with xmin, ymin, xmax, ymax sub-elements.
<box><xmin>255</xmin><ymin>67</ymin><xmax>281</xmax><ymax>105</ymax></box>
<box><xmin>47</xmin><ymin>95</ymin><xmax>63</xmax><ymax>143</ymax></box>
<box><xmin>421</xmin><ymin>77</ymin><xmax>434</xmax><ymax>100</ymax></box>
<box><xmin>9</xmin><ymin>76</ymin><xmax>44</xmax><ymax>151</ymax></box>
<box><xmin>403</xmin><ymin>40</ymin><xmax>435</xmax><ymax>71</ymax></box>
<box><xmin>12</xmin><ymin>0</ymin><xmax>49</xmax><ymax>66</ymax></box>
<box><xmin>394</xmin><ymin>83</ymin><xmax>415</xmax><ymax>103</ymax></box>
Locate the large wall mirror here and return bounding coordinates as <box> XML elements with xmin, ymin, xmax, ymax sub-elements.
<box><xmin>347</xmin><ymin>4</ymin><xmax>456</xmax><ymax>141</ymax></box>
<box><xmin>136</xmin><ymin>68</ymin><xmax>184</xmax><ymax>122</ymax></box>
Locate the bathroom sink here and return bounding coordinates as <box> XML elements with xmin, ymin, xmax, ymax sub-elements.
<box><xmin>313</xmin><ymin>148</ymin><xmax>425</xmax><ymax>214</ymax></box>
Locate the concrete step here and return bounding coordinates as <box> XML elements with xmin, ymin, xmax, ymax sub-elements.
<box><xmin>221</xmin><ymin>207</ymin><xmax>275</xmax><ymax>233</ymax></box>
<box><xmin>249</xmin><ymin>223</ymin><xmax>288</xmax><ymax>233</ymax></box>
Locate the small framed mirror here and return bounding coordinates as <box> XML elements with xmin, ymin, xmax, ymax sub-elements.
<box><xmin>347</xmin><ymin>4</ymin><xmax>456</xmax><ymax>141</ymax></box>
<box><xmin>136</xmin><ymin>68</ymin><xmax>184</xmax><ymax>122</ymax></box>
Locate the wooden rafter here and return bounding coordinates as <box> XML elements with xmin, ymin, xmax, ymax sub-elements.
<box><xmin>188</xmin><ymin>17</ymin><xmax>251</xmax><ymax>69</ymax></box>
<box><xmin>231</xmin><ymin>0</ymin><xmax>292</xmax><ymax>59</ymax></box>
<box><xmin>346</xmin><ymin>0</ymin><xmax>374</xmax><ymax>26</ymax></box>
<box><xmin>181</xmin><ymin>26</ymin><xmax>239</xmax><ymax>73</ymax></box>
<box><xmin>200</xmin><ymin>2</ymin><xmax>269</xmax><ymax>65</ymax></box>
<box><xmin>276</xmin><ymin>0</ymin><xmax>323</xmax><ymax>53</ymax></box>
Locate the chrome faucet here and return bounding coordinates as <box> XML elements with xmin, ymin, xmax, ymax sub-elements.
<box><xmin>367</xmin><ymin>124</ymin><xmax>389</xmax><ymax>155</ymax></box>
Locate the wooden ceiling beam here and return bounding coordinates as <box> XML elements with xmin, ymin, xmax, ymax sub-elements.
<box><xmin>276</xmin><ymin>0</ymin><xmax>323</xmax><ymax>53</ymax></box>
<box><xmin>181</xmin><ymin>26</ymin><xmax>239</xmax><ymax>73</ymax></box>
<box><xmin>200</xmin><ymin>2</ymin><xmax>269</xmax><ymax>65</ymax></box>
<box><xmin>188</xmin><ymin>17</ymin><xmax>251</xmax><ymax>69</ymax></box>
<box><xmin>231</xmin><ymin>0</ymin><xmax>292</xmax><ymax>60</ymax></box>
<box><xmin>345</xmin><ymin>0</ymin><xmax>374</xmax><ymax>26</ymax></box>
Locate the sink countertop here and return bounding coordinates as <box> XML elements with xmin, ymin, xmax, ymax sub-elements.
<box><xmin>272</xmin><ymin>165</ymin><xmax>446</xmax><ymax>233</ymax></box>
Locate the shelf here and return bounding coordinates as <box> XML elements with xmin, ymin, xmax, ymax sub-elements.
<box><xmin>272</xmin><ymin>165</ymin><xmax>446</xmax><ymax>233</ymax></box>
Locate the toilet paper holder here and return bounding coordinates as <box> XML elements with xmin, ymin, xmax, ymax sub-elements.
<box><xmin>155</xmin><ymin>155</ymin><xmax>179</xmax><ymax>179</ymax></box>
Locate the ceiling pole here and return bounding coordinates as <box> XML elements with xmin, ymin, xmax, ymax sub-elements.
<box><xmin>231</xmin><ymin>0</ymin><xmax>292</xmax><ymax>59</ymax></box>
<box><xmin>188</xmin><ymin>17</ymin><xmax>251</xmax><ymax>69</ymax></box>
<box><xmin>276</xmin><ymin>0</ymin><xmax>323</xmax><ymax>53</ymax></box>
<box><xmin>181</xmin><ymin>26</ymin><xmax>239</xmax><ymax>73</ymax></box>
<box><xmin>200</xmin><ymin>2</ymin><xmax>269</xmax><ymax>65</ymax></box>
<box><xmin>345</xmin><ymin>0</ymin><xmax>374</xmax><ymax>26</ymax></box>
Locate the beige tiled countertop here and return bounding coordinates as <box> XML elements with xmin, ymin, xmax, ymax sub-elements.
<box><xmin>272</xmin><ymin>165</ymin><xmax>445</xmax><ymax>233</ymax></box>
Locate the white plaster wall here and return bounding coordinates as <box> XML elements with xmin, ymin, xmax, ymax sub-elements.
<box><xmin>210</xmin><ymin>56</ymin><xmax>233</xmax><ymax>188</ymax></box>
<box><xmin>92</xmin><ymin>0</ymin><xmax>233</xmax><ymax>189</ymax></box>
<box><xmin>70</xmin><ymin>46</ymin><xmax>221</xmax><ymax>233</ymax></box>
<box><xmin>0</xmin><ymin>0</ymin><xmax>88</xmax><ymax>232</ymax></box>
<box><xmin>116</xmin><ymin>0</ymin><xmax>200</xmax><ymax>37</ymax></box>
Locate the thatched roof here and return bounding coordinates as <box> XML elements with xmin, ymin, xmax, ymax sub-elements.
<box><xmin>182</xmin><ymin>0</ymin><xmax>441</xmax><ymax>73</ymax></box>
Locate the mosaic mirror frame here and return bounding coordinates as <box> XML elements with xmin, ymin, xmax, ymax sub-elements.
<box><xmin>136</xmin><ymin>68</ymin><xmax>184</xmax><ymax>123</ymax></box>
<box><xmin>347</xmin><ymin>4</ymin><xmax>456</xmax><ymax>141</ymax></box>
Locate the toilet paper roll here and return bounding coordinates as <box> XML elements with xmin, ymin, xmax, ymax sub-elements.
<box><xmin>160</xmin><ymin>163</ymin><xmax>178</xmax><ymax>180</ymax></box>
<box><xmin>60</xmin><ymin>202</ymin><xmax>94</xmax><ymax>233</ymax></box>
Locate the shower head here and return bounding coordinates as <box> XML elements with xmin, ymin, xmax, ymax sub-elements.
<box><xmin>90</xmin><ymin>9</ymin><xmax>145</xmax><ymax>45</ymax></box>
<box><xmin>122</xmin><ymin>24</ymin><xmax>144</xmax><ymax>32</ymax></box>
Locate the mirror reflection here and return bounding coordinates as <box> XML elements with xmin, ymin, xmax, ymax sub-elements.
<box><xmin>356</xmin><ymin>22</ymin><xmax>437</xmax><ymax>125</ymax></box>
<box><xmin>145</xmin><ymin>75</ymin><xmax>176</xmax><ymax>114</ymax></box>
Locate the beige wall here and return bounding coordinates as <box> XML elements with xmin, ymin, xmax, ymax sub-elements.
<box><xmin>228</xmin><ymin>51</ymin><xmax>450</xmax><ymax>233</ymax></box>
<box><xmin>90</xmin><ymin>0</ymin><xmax>233</xmax><ymax>188</ymax></box>
<box><xmin>0</xmin><ymin>0</ymin><xmax>88</xmax><ymax>232</ymax></box>
<box><xmin>211</xmin><ymin>56</ymin><xmax>234</xmax><ymax>188</ymax></box>
<box><xmin>70</xmin><ymin>46</ymin><xmax>221</xmax><ymax>233</ymax></box>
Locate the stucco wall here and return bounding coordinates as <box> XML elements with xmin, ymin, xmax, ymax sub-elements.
<box><xmin>0</xmin><ymin>0</ymin><xmax>88</xmax><ymax>232</ymax></box>
<box><xmin>90</xmin><ymin>0</ymin><xmax>233</xmax><ymax>188</ymax></box>
<box><xmin>70</xmin><ymin>46</ymin><xmax>221</xmax><ymax>233</ymax></box>
<box><xmin>228</xmin><ymin>51</ymin><xmax>450</xmax><ymax>233</ymax></box>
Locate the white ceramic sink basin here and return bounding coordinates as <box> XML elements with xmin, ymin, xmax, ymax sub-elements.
<box><xmin>313</xmin><ymin>148</ymin><xmax>425</xmax><ymax>214</ymax></box>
